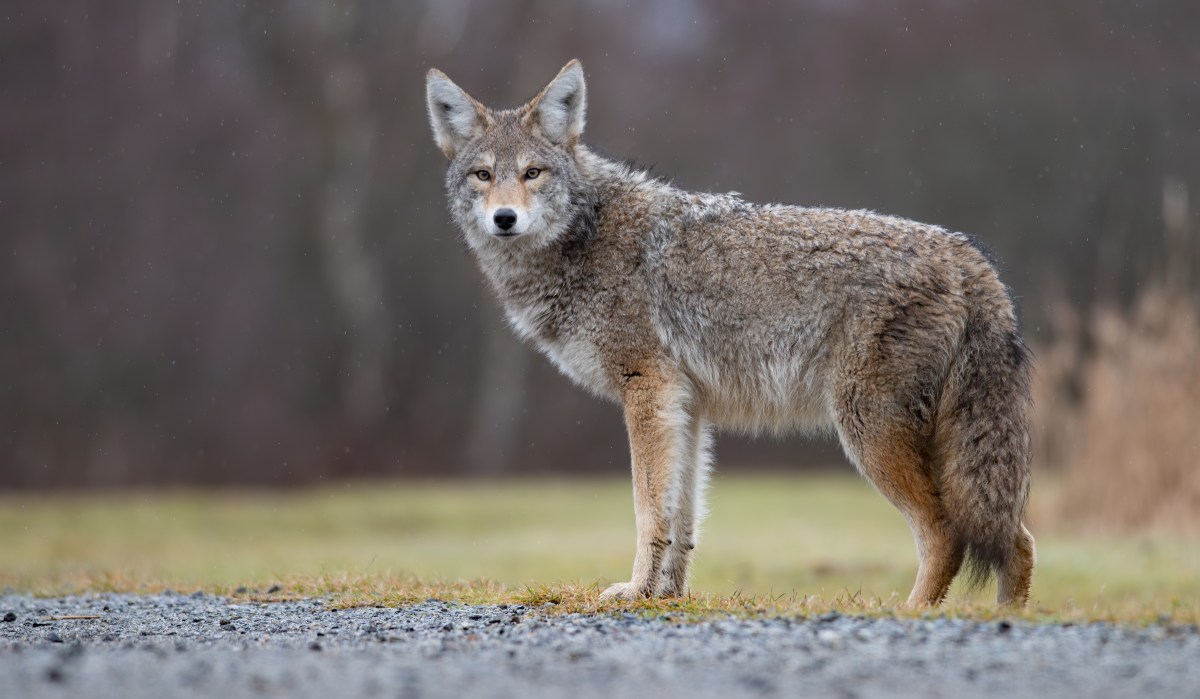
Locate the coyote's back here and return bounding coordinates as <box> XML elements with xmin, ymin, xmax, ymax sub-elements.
<box><xmin>426</xmin><ymin>59</ymin><xmax>1035</xmax><ymax>607</ymax></box>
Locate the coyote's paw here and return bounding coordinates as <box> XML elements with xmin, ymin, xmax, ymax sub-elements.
<box><xmin>599</xmin><ymin>581</ymin><xmax>650</xmax><ymax>601</ymax></box>
<box><xmin>656</xmin><ymin>579</ymin><xmax>689</xmax><ymax>598</ymax></box>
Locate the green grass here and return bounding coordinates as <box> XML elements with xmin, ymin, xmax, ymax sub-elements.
<box><xmin>1</xmin><ymin>473</ymin><xmax>1197</xmax><ymax>622</ymax></box>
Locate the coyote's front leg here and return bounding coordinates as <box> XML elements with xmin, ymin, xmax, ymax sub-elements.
<box><xmin>600</xmin><ymin>368</ymin><xmax>692</xmax><ymax>601</ymax></box>
<box><xmin>657</xmin><ymin>415</ymin><xmax>711</xmax><ymax>597</ymax></box>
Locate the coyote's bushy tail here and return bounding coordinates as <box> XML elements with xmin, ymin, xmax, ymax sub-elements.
<box><xmin>936</xmin><ymin>300</ymin><xmax>1033</xmax><ymax>588</ymax></box>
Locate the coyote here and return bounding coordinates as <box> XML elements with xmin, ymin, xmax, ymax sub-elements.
<box><xmin>425</xmin><ymin>60</ymin><xmax>1035</xmax><ymax>607</ymax></box>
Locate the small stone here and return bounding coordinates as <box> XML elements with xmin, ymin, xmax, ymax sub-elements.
<box><xmin>235</xmin><ymin>587</ymin><xmax>248</xmax><ymax>594</ymax></box>
<box><xmin>997</xmin><ymin>620</ymin><xmax>1013</xmax><ymax>634</ymax></box>
<box><xmin>309</xmin><ymin>642</ymin><xmax>322</xmax><ymax>651</ymax></box>
<box><xmin>267</xmin><ymin>585</ymin><xmax>282</xmax><ymax>594</ymax></box>
<box><xmin>817</xmin><ymin>629</ymin><xmax>842</xmax><ymax>644</ymax></box>
<box><xmin>2</xmin><ymin>612</ymin><xmax>15</xmax><ymax>622</ymax></box>
<box><xmin>46</xmin><ymin>632</ymin><xmax>64</xmax><ymax>644</ymax></box>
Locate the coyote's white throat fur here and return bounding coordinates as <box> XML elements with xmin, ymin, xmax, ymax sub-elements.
<box><xmin>426</xmin><ymin>59</ymin><xmax>1035</xmax><ymax>607</ymax></box>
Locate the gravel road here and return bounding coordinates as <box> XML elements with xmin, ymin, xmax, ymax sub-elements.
<box><xmin>2</xmin><ymin>593</ymin><xmax>1197</xmax><ymax>698</ymax></box>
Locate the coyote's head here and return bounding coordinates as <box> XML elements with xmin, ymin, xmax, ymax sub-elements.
<box><xmin>425</xmin><ymin>60</ymin><xmax>592</xmax><ymax>250</ymax></box>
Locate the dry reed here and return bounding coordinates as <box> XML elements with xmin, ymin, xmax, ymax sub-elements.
<box><xmin>1032</xmin><ymin>284</ymin><xmax>1200</xmax><ymax>533</ymax></box>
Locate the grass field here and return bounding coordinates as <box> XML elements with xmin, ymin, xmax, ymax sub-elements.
<box><xmin>2</xmin><ymin>473</ymin><xmax>1197</xmax><ymax>622</ymax></box>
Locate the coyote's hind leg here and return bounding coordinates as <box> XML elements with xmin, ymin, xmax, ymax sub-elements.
<box><xmin>835</xmin><ymin>393</ymin><xmax>964</xmax><ymax>607</ymax></box>
<box><xmin>996</xmin><ymin>524</ymin><xmax>1035</xmax><ymax>606</ymax></box>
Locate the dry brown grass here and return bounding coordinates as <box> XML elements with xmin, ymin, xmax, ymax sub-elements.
<box><xmin>5</xmin><ymin>475</ymin><xmax>1198</xmax><ymax>623</ymax></box>
<box><xmin>1032</xmin><ymin>283</ymin><xmax>1200</xmax><ymax>534</ymax></box>
<box><xmin>11</xmin><ymin>573</ymin><xmax>1194</xmax><ymax>625</ymax></box>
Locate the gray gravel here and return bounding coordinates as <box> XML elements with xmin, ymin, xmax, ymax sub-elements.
<box><xmin>2</xmin><ymin>593</ymin><xmax>1197</xmax><ymax>698</ymax></box>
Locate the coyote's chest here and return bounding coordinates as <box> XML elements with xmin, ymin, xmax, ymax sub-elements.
<box><xmin>504</xmin><ymin>301</ymin><xmax>612</xmax><ymax>397</ymax></box>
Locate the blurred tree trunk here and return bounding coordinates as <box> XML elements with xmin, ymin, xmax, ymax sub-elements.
<box><xmin>255</xmin><ymin>2</ymin><xmax>390</xmax><ymax>427</ymax></box>
<box><xmin>464</xmin><ymin>314</ymin><xmax>530</xmax><ymax>474</ymax></box>
<box><xmin>315</xmin><ymin>52</ymin><xmax>388</xmax><ymax>425</ymax></box>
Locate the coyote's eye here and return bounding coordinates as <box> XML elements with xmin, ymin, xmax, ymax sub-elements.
<box><xmin>474</xmin><ymin>170</ymin><xmax>491</xmax><ymax>182</ymax></box>
<box><xmin>524</xmin><ymin>168</ymin><xmax>541</xmax><ymax>180</ymax></box>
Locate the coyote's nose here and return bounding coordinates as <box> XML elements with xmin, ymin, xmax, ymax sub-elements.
<box><xmin>493</xmin><ymin>209</ymin><xmax>518</xmax><ymax>231</ymax></box>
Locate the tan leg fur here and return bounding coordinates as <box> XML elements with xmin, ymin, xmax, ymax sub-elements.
<box><xmin>600</xmin><ymin>368</ymin><xmax>693</xmax><ymax>601</ymax></box>
<box><xmin>996</xmin><ymin>524</ymin><xmax>1036</xmax><ymax>606</ymax></box>
<box><xmin>849</xmin><ymin>432</ymin><xmax>964</xmax><ymax>607</ymax></box>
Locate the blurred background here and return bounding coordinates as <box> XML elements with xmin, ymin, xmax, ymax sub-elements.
<box><xmin>2</xmin><ymin>0</ymin><xmax>1197</xmax><ymax>534</ymax></box>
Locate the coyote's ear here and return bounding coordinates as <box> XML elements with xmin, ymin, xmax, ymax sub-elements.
<box><xmin>525</xmin><ymin>59</ymin><xmax>586</xmax><ymax>146</ymax></box>
<box><xmin>426</xmin><ymin>69</ymin><xmax>489</xmax><ymax>159</ymax></box>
